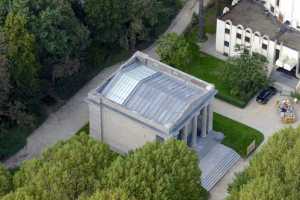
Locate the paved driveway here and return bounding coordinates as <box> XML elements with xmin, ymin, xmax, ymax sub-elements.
<box><xmin>209</xmin><ymin>94</ymin><xmax>300</xmax><ymax>200</ymax></box>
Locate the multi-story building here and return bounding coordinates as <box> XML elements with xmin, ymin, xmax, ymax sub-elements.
<box><xmin>216</xmin><ymin>0</ymin><xmax>300</xmax><ymax>90</ymax></box>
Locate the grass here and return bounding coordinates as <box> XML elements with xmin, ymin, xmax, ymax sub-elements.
<box><xmin>213</xmin><ymin>113</ymin><xmax>264</xmax><ymax>158</ymax></box>
<box><xmin>176</xmin><ymin>52</ymin><xmax>249</xmax><ymax>107</ymax></box>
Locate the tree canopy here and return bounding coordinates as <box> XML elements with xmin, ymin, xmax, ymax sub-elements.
<box><xmin>227</xmin><ymin>126</ymin><xmax>300</xmax><ymax>200</ymax></box>
<box><xmin>104</xmin><ymin>139</ymin><xmax>207</xmax><ymax>200</ymax></box>
<box><xmin>0</xmin><ymin>0</ymin><xmax>184</xmax><ymax>160</ymax></box>
<box><xmin>156</xmin><ymin>33</ymin><xmax>199</xmax><ymax>68</ymax></box>
<box><xmin>0</xmin><ymin>134</ymin><xmax>207</xmax><ymax>200</ymax></box>
<box><xmin>223</xmin><ymin>51</ymin><xmax>269</xmax><ymax>100</ymax></box>
<box><xmin>11</xmin><ymin>133</ymin><xmax>117</xmax><ymax>200</ymax></box>
<box><xmin>0</xmin><ymin>164</ymin><xmax>11</xmax><ymax>198</ymax></box>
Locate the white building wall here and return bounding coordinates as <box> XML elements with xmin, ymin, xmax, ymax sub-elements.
<box><xmin>265</xmin><ymin>0</ymin><xmax>300</xmax><ymax>30</ymax></box>
<box><xmin>216</xmin><ymin>19</ymin><xmax>299</xmax><ymax>75</ymax></box>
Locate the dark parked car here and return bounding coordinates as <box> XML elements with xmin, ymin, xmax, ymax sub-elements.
<box><xmin>256</xmin><ymin>86</ymin><xmax>277</xmax><ymax>104</ymax></box>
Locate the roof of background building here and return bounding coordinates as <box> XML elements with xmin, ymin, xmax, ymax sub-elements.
<box><xmin>221</xmin><ymin>0</ymin><xmax>300</xmax><ymax>52</ymax></box>
<box><xmin>98</xmin><ymin>53</ymin><xmax>215</xmax><ymax>129</ymax></box>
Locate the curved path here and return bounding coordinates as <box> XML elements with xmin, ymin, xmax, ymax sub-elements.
<box><xmin>4</xmin><ymin>0</ymin><xmax>204</xmax><ymax>168</ymax></box>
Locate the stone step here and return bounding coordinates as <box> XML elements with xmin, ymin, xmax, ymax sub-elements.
<box><xmin>200</xmin><ymin>144</ymin><xmax>241</xmax><ymax>191</ymax></box>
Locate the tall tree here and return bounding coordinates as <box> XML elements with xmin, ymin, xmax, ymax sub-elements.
<box><xmin>198</xmin><ymin>0</ymin><xmax>206</xmax><ymax>41</ymax></box>
<box><xmin>4</xmin><ymin>12</ymin><xmax>40</xmax><ymax>91</ymax></box>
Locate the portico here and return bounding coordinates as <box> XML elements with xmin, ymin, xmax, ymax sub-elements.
<box><xmin>177</xmin><ymin>103</ymin><xmax>214</xmax><ymax>147</ymax></box>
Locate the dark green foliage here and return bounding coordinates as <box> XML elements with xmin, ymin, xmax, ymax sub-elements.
<box><xmin>0</xmin><ymin>128</ymin><xmax>28</xmax><ymax>160</ymax></box>
<box><xmin>213</xmin><ymin>113</ymin><xmax>264</xmax><ymax>158</ymax></box>
<box><xmin>84</xmin><ymin>0</ymin><xmax>182</xmax><ymax>50</ymax></box>
<box><xmin>10</xmin><ymin>0</ymin><xmax>90</xmax><ymax>63</ymax></box>
<box><xmin>0</xmin><ymin>0</ymin><xmax>182</xmax><ymax>161</ymax></box>
<box><xmin>223</xmin><ymin>52</ymin><xmax>269</xmax><ymax>101</ymax></box>
<box><xmin>0</xmin><ymin>164</ymin><xmax>12</xmax><ymax>198</ymax></box>
<box><xmin>227</xmin><ymin>127</ymin><xmax>300</xmax><ymax>200</ymax></box>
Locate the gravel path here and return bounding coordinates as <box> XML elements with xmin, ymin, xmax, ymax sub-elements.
<box><xmin>4</xmin><ymin>0</ymin><xmax>209</xmax><ymax>168</ymax></box>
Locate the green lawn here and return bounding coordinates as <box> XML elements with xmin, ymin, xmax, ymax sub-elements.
<box><xmin>213</xmin><ymin>113</ymin><xmax>264</xmax><ymax>158</ymax></box>
<box><xmin>176</xmin><ymin>53</ymin><xmax>249</xmax><ymax>107</ymax></box>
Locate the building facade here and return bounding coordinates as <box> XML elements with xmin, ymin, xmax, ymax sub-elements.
<box><xmin>216</xmin><ymin>0</ymin><xmax>300</xmax><ymax>89</ymax></box>
<box><xmin>264</xmin><ymin>0</ymin><xmax>300</xmax><ymax>30</ymax></box>
<box><xmin>87</xmin><ymin>51</ymin><xmax>217</xmax><ymax>153</ymax></box>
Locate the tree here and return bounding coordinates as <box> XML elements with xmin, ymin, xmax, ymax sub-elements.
<box><xmin>227</xmin><ymin>127</ymin><xmax>300</xmax><ymax>200</ymax></box>
<box><xmin>0</xmin><ymin>164</ymin><xmax>12</xmax><ymax>198</ymax></box>
<box><xmin>4</xmin><ymin>12</ymin><xmax>40</xmax><ymax>91</ymax></box>
<box><xmin>0</xmin><ymin>0</ymin><xmax>10</xmax><ymax>26</ymax></box>
<box><xmin>156</xmin><ymin>33</ymin><xmax>199</xmax><ymax>68</ymax></box>
<box><xmin>198</xmin><ymin>0</ymin><xmax>205</xmax><ymax>41</ymax></box>
<box><xmin>11</xmin><ymin>0</ymin><xmax>89</xmax><ymax>63</ymax></box>
<box><xmin>84</xmin><ymin>0</ymin><xmax>125</xmax><ymax>45</ymax></box>
<box><xmin>124</xmin><ymin>0</ymin><xmax>166</xmax><ymax>50</ymax></box>
<box><xmin>223</xmin><ymin>51</ymin><xmax>269</xmax><ymax>100</ymax></box>
<box><xmin>12</xmin><ymin>133</ymin><xmax>117</xmax><ymax>200</ymax></box>
<box><xmin>104</xmin><ymin>139</ymin><xmax>207</xmax><ymax>200</ymax></box>
<box><xmin>82</xmin><ymin>189</ymin><xmax>135</xmax><ymax>200</ymax></box>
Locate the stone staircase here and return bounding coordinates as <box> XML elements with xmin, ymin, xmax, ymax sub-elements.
<box><xmin>199</xmin><ymin>144</ymin><xmax>241</xmax><ymax>191</ymax></box>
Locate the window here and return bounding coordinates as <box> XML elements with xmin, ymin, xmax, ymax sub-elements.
<box><xmin>225</xmin><ymin>28</ymin><xmax>230</xmax><ymax>34</ymax></box>
<box><xmin>271</xmin><ymin>6</ymin><xmax>275</xmax><ymax>13</ymax></box>
<box><xmin>156</xmin><ymin>135</ymin><xmax>164</xmax><ymax>143</ymax></box>
<box><xmin>262</xmin><ymin>43</ymin><xmax>268</xmax><ymax>50</ymax></box>
<box><xmin>236</xmin><ymin>33</ymin><xmax>242</xmax><ymax>39</ymax></box>
<box><xmin>276</xmin><ymin>0</ymin><xmax>280</xmax><ymax>6</ymax></box>
<box><xmin>224</xmin><ymin>41</ymin><xmax>230</xmax><ymax>47</ymax></box>
<box><xmin>244</xmin><ymin>49</ymin><xmax>250</xmax><ymax>55</ymax></box>
<box><xmin>245</xmin><ymin>36</ymin><xmax>251</xmax><ymax>43</ymax></box>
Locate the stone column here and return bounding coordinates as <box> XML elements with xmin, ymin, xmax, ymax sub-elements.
<box><xmin>184</xmin><ymin>125</ymin><xmax>189</xmax><ymax>144</ymax></box>
<box><xmin>192</xmin><ymin>115</ymin><xmax>198</xmax><ymax>147</ymax></box>
<box><xmin>207</xmin><ymin>104</ymin><xmax>213</xmax><ymax>133</ymax></box>
<box><xmin>201</xmin><ymin>106</ymin><xmax>208</xmax><ymax>138</ymax></box>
